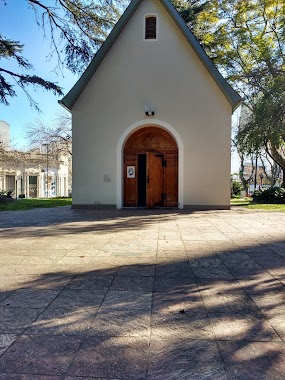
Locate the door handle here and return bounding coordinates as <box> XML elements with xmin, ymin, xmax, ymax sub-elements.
<box><xmin>147</xmin><ymin>175</ymin><xmax>150</xmax><ymax>183</ymax></box>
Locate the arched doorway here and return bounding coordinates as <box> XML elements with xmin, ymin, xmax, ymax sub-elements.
<box><xmin>124</xmin><ymin>126</ymin><xmax>178</xmax><ymax>208</ymax></box>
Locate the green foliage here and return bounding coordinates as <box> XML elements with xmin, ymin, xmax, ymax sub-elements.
<box><xmin>237</xmin><ymin>78</ymin><xmax>285</xmax><ymax>153</ymax></box>
<box><xmin>232</xmin><ymin>181</ymin><xmax>242</xmax><ymax>196</ymax></box>
<box><xmin>191</xmin><ymin>0</ymin><xmax>285</xmax><ymax>186</ymax></box>
<box><xmin>236</xmin><ymin>79</ymin><xmax>285</xmax><ymax>186</ymax></box>
<box><xmin>252</xmin><ymin>187</ymin><xmax>285</xmax><ymax>204</ymax></box>
<box><xmin>193</xmin><ymin>0</ymin><xmax>285</xmax><ymax>100</ymax></box>
<box><xmin>0</xmin><ymin>191</ymin><xmax>14</xmax><ymax>203</ymax></box>
<box><xmin>171</xmin><ymin>0</ymin><xmax>208</xmax><ymax>27</ymax></box>
<box><xmin>0</xmin><ymin>0</ymin><xmax>207</xmax><ymax>108</ymax></box>
<box><xmin>0</xmin><ymin>34</ymin><xmax>63</xmax><ymax>108</ymax></box>
<box><xmin>0</xmin><ymin>0</ymin><xmax>121</xmax><ymax>107</ymax></box>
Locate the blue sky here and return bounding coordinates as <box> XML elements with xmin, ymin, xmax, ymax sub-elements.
<box><xmin>0</xmin><ymin>1</ymin><xmax>77</xmax><ymax>149</ymax></box>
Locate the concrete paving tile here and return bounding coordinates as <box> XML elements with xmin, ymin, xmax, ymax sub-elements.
<box><xmin>0</xmin><ymin>335</ymin><xmax>82</xmax><ymax>376</ymax></box>
<box><xmin>218</xmin><ymin>252</ymin><xmax>252</xmax><ymax>265</ymax></box>
<box><xmin>2</xmin><ymin>207</ymin><xmax>285</xmax><ymax>379</ymax></box>
<box><xmin>65</xmin><ymin>377</ymin><xmax>120</xmax><ymax>380</ymax></box>
<box><xmin>0</xmin><ymin>289</ymin><xmax>60</xmax><ymax>309</ymax></box>
<box><xmin>152</xmin><ymin>291</ymin><xmax>206</xmax><ymax>317</ymax></box>
<box><xmin>0</xmin><ymin>307</ymin><xmax>44</xmax><ymax>333</ymax></box>
<box><xmin>198</xmin><ymin>281</ymin><xmax>261</xmax><ymax>315</ymax></box>
<box><xmin>184</xmin><ymin>242</ymin><xmax>212</xmax><ymax>251</ymax></box>
<box><xmin>55</xmin><ymin>257</ymin><xmax>100</xmax><ymax>267</ymax></box>
<box><xmin>203</xmin><ymin>233</ymin><xmax>231</xmax><ymax>242</ymax></box>
<box><xmin>266</xmin><ymin>265</ymin><xmax>285</xmax><ymax>277</ymax></box>
<box><xmin>111</xmin><ymin>257</ymin><xmax>156</xmax><ymax>266</ymax></box>
<box><xmin>0</xmin><ymin>292</ymin><xmax>13</xmax><ymax>303</ymax></box>
<box><xmin>117</xmin><ymin>265</ymin><xmax>155</xmax><ymax>277</ymax></box>
<box><xmin>237</xmin><ymin>273</ymin><xmax>281</xmax><ymax>295</ymax></box>
<box><xmin>190</xmin><ymin>258</ymin><xmax>234</xmax><ymax>279</ymax></box>
<box><xmin>67</xmin><ymin>336</ymin><xmax>149</xmax><ymax>379</ymax></box>
<box><xmin>186</xmin><ymin>250</ymin><xmax>216</xmax><ymax>259</ymax></box>
<box><xmin>89</xmin><ymin>308</ymin><xmax>151</xmax><ymax>337</ymax></box>
<box><xmin>110</xmin><ymin>276</ymin><xmax>154</xmax><ymax>292</ymax></box>
<box><xmin>64</xmin><ymin>249</ymin><xmax>101</xmax><ymax>257</ymax></box>
<box><xmin>211</xmin><ymin>314</ymin><xmax>281</xmax><ymax>341</ymax></box>
<box><xmin>246</xmin><ymin>250</ymin><xmax>284</xmax><ymax>261</ymax></box>
<box><xmin>104</xmin><ymin>243</ymin><xmax>155</xmax><ymax>253</ymax></box>
<box><xmin>151</xmin><ymin>314</ymin><xmax>215</xmax><ymax>339</ymax></box>
<box><xmin>227</xmin><ymin>261</ymin><xmax>265</xmax><ymax>278</ymax></box>
<box><xmin>267</xmin><ymin>315</ymin><xmax>285</xmax><ymax>340</ymax></box>
<box><xmin>79</xmin><ymin>266</ymin><xmax>119</xmax><ymax>276</ymax></box>
<box><xmin>219</xmin><ymin>341</ymin><xmax>285</xmax><ymax>379</ymax></box>
<box><xmin>0</xmin><ymin>274</ymin><xmax>73</xmax><ymax>291</ymax></box>
<box><xmin>154</xmin><ymin>276</ymin><xmax>197</xmax><ymax>292</ymax></box>
<box><xmin>48</xmin><ymin>290</ymin><xmax>106</xmax><ymax>310</ymax></box>
<box><xmin>0</xmin><ymin>335</ymin><xmax>17</xmax><ymax>356</ymax></box>
<box><xmin>65</xmin><ymin>275</ymin><xmax>113</xmax><ymax>290</ymax></box>
<box><xmin>250</xmin><ymin>293</ymin><xmax>285</xmax><ymax>316</ymax></box>
<box><xmin>100</xmin><ymin>291</ymin><xmax>152</xmax><ymax>312</ymax></box>
<box><xmin>0</xmin><ymin>375</ymin><xmax>62</xmax><ymax>380</ymax></box>
<box><xmin>203</xmin><ymin>293</ymin><xmax>260</xmax><ymax>315</ymax></box>
<box><xmin>10</xmin><ymin>265</ymin><xmax>57</xmax><ymax>275</ymax></box>
<box><xmin>157</xmin><ymin>250</ymin><xmax>187</xmax><ymax>259</ymax></box>
<box><xmin>20</xmin><ymin>257</ymin><xmax>62</xmax><ymax>266</ymax></box>
<box><xmin>255</xmin><ymin>259</ymin><xmax>285</xmax><ymax>272</ymax></box>
<box><xmin>155</xmin><ymin>262</ymin><xmax>194</xmax><ymax>278</ymax></box>
<box><xmin>147</xmin><ymin>339</ymin><xmax>227</xmax><ymax>380</ymax></box>
<box><xmin>183</xmin><ymin>236</ymin><xmax>206</xmax><ymax>244</ymax></box>
<box><xmin>26</xmin><ymin>308</ymin><xmax>97</xmax><ymax>335</ymax></box>
<box><xmin>158</xmin><ymin>232</ymin><xmax>181</xmax><ymax>240</ymax></box>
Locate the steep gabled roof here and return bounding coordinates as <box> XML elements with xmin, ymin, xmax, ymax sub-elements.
<box><xmin>59</xmin><ymin>0</ymin><xmax>242</xmax><ymax>112</ymax></box>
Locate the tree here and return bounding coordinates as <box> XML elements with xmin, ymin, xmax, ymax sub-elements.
<box><xmin>236</xmin><ymin>79</ymin><xmax>285</xmax><ymax>187</ymax></box>
<box><xmin>0</xmin><ymin>0</ymin><xmax>122</xmax><ymax>108</ymax></box>
<box><xmin>260</xmin><ymin>154</ymin><xmax>282</xmax><ymax>187</ymax></box>
<box><xmin>238</xmin><ymin>153</ymin><xmax>255</xmax><ymax>193</ymax></box>
<box><xmin>192</xmin><ymin>1</ymin><xmax>285</xmax><ymax>187</ymax></box>
<box><xmin>1</xmin><ymin>0</ymin><xmax>208</xmax><ymax>108</ymax></box>
<box><xmin>25</xmin><ymin>112</ymin><xmax>72</xmax><ymax>156</ymax></box>
<box><xmin>171</xmin><ymin>0</ymin><xmax>208</xmax><ymax>27</ymax></box>
<box><xmin>192</xmin><ymin>0</ymin><xmax>285</xmax><ymax>103</ymax></box>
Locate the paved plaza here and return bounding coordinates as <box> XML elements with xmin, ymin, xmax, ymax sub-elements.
<box><xmin>0</xmin><ymin>206</ymin><xmax>285</xmax><ymax>379</ymax></box>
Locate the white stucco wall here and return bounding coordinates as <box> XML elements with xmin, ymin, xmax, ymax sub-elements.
<box><xmin>71</xmin><ymin>0</ymin><xmax>232</xmax><ymax>208</ymax></box>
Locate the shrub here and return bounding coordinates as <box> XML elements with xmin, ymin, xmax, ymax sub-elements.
<box><xmin>232</xmin><ymin>181</ymin><xmax>241</xmax><ymax>197</ymax></box>
<box><xmin>0</xmin><ymin>192</ymin><xmax>14</xmax><ymax>203</ymax></box>
<box><xmin>252</xmin><ymin>187</ymin><xmax>285</xmax><ymax>204</ymax></box>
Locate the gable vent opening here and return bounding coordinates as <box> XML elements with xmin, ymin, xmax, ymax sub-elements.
<box><xmin>145</xmin><ymin>16</ymin><xmax>157</xmax><ymax>39</ymax></box>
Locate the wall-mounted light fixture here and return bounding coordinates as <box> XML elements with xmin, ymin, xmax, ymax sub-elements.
<box><xmin>145</xmin><ymin>105</ymin><xmax>155</xmax><ymax>116</ymax></box>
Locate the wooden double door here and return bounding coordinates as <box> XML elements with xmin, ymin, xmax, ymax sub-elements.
<box><xmin>124</xmin><ymin>127</ymin><xmax>178</xmax><ymax>208</ymax></box>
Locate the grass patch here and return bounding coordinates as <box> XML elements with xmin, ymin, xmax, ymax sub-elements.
<box><xmin>230</xmin><ymin>198</ymin><xmax>252</xmax><ymax>206</ymax></box>
<box><xmin>0</xmin><ymin>198</ymin><xmax>72</xmax><ymax>211</ymax></box>
<box><xmin>231</xmin><ymin>198</ymin><xmax>285</xmax><ymax>211</ymax></box>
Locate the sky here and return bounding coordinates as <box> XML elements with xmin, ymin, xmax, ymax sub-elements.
<box><xmin>0</xmin><ymin>0</ymin><xmax>241</xmax><ymax>172</ymax></box>
<box><xmin>0</xmin><ymin>1</ymin><xmax>76</xmax><ymax>149</ymax></box>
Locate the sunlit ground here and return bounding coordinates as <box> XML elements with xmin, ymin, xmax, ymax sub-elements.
<box><xmin>0</xmin><ymin>207</ymin><xmax>284</xmax><ymax>378</ymax></box>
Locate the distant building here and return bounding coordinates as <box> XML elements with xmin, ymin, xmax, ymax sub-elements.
<box><xmin>0</xmin><ymin>121</ymin><xmax>10</xmax><ymax>148</ymax></box>
<box><xmin>0</xmin><ymin>124</ymin><xmax>70</xmax><ymax>198</ymax></box>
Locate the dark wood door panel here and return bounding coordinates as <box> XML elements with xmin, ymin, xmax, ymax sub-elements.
<box><xmin>124</xmin><ymin>127</ymin><xmax>178</xmax><ymax>208</ymax></box>
<box><xmin>124</xmin><ymin>154</ymin><xmax>137</xmax><ymax>207</ymax></box>
<box><xmin>164</xmin><ymin>153</ymin><xmax>178</xmax><ymax>207</ymax></box>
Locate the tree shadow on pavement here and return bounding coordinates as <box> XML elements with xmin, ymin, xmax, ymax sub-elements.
<box><xmin>0</xmin><ymin>209</ymin><xmax>284</xmax><ymax>378</ymax></box>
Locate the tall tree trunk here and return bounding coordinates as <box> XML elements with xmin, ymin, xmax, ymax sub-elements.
<box><xmin>267</xmin><ymin>144</ymin><xmax>285</xmax><ymax>188</ymax></box>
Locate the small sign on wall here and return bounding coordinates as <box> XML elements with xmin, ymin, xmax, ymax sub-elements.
<box><xmin>127</xmin><ymin>166</ymin><xmax>135</xmax><ymax>178</ymax></box>
<box><xmin>103</xmin><ymin>174</ymin><xmax>111</xmax><ymax>183</ymax></box>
